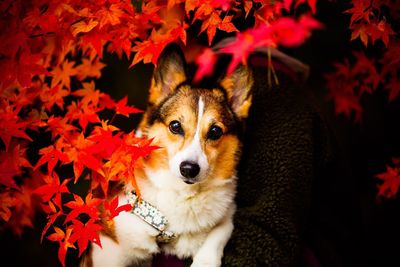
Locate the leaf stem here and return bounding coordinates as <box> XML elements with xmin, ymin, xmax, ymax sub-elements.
<box><xmin>109</xmin><ymin>112</ymin><xmax>117</xmax><ymax>126</ymax></box>
<box><xmin>267</xmin><ymin>47</ymin><xmax>279</xmax><ymax>87</ymax></box>
<box><xmin>364</xmin><ymin>0</ymin><xmax>374</xmax><ymax>12</ymax></box>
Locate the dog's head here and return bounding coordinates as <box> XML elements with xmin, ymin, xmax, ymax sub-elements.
<box><xmin>138</xmin><ymin>44</ymin><xmax>253</xmax><ymax>188</ymax></box>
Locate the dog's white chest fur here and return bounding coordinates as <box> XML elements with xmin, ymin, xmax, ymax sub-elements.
<box><xmin>138</xmin><ymin>169</ymin><xmax>236</xmax><ymax>258</ymax></box>
<box><xmin>87</xmin><ymin>169</ymin><xmax>236</xmax><ymax>267</ymax></box>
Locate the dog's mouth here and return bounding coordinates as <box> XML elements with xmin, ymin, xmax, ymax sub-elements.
<box><xmin>182</xmin><ymin>178</ymin><xmax>197</xmax><ymax>185</ymax></box>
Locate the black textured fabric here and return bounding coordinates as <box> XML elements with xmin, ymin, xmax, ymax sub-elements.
<box><xmin>221</xmin><ymin>67</ymin><xmax>351</xmax><ymax>267</ymax></box>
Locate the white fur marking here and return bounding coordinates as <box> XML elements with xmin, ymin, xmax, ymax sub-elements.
<box><xmin>194</xmin><ymin>97</ymin><xmax>205</xmax><ymax>142</ymax></box>
<box><xmin>169</xmin><ymin>98</ymin><xmax>209</xmax><ymax>181</ymax></box>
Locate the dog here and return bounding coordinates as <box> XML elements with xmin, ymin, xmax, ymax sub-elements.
<box><xmin>81</xmin><ymin>43</ymin><xmax>253</xmax><ymax>267</ymax></box>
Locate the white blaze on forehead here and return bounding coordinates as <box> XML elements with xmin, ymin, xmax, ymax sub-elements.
<box><xmin>169</xmin><ymin>97</ymin><xmax>209</xmax><ymax>181</ymax></box>
<box><xmin>194</xmin><ymin>97</ymin><xmax>205</xmax><ymax>141</ymax></box>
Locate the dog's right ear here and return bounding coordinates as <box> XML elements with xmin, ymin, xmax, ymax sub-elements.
<box><xmin>148</xmin><ymin>43</ymin><xmax>188</xmax><ymax>106</ymax></box>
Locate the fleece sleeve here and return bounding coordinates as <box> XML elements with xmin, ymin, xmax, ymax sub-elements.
<box><xmin>222</xmin><ymin>83</ymin><xmax>332</xmax><ymax>267</ymax></box>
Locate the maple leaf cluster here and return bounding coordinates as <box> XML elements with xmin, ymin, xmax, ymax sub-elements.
<box><xmin>0</xmin><ymin>0</ymin><xmax>323</xmax><ymax>266</ymax></box>
<box><xmin>0</xmin><ymin>59</ymin><xmax>156</xmax><ymax>266</ymax></box>
<box><xmin>346</xmin><ymin>0</ymin><xmax>397</xmax><ymax>47</ymax></box>
<box><xmin>326</xmin><ymin>0</ymin><xmax>400</xmax><ymax>120</ymax></box>
<box><xmin>193</xmin><ymin>0</ymin><xmax>321</xmax><ymax>81</ymax></box>
<box><xmin>324</xmin><ymin>0</ymin><xmax>400</xmax><ymax>198</ymax></box>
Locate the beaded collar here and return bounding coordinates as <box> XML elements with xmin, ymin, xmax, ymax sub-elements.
<box><xmin>126</xmin><ymin>191</ymin><xmax>176</xmax><ymax>243</ymax></box>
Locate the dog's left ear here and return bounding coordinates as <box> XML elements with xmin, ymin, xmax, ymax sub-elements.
<box><xmin>148</xmin><ymin>43</ymin><xmax>187</xmax><ymax>106</ymax></box>
<box><xmin>220</xmin><ymin>65</ymin><xmax>254</xmax><ymax>119</ymax></box>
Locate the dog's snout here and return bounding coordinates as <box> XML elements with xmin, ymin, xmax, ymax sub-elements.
<box><xmin>180</xmin><ymin>161</ymin><xmax>200</xmax><ymax>179</ymax></box>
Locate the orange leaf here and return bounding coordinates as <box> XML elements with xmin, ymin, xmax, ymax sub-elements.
<box><xmin>75</xmin><ymin>59</ymin><xmax>106</xmax><ymax>80</ymax></box>
<box><xmin>97</xmin><ymin>3</ymin><xmax>125</xmax><ymax>29</ymax></box>
<box><xmin>350</xmin><ymin>24</ymin><xmax>369</xmax><ymax>47</ymax></box>
<box><xmin>71</xmin><ymin>19</ymin><xmax>99</xmax><ymax>37</ymax></box>
<box><xmin>51</xmin><ymin>60</ymin><xmax>77</xmax><ymax>89</ymax></box>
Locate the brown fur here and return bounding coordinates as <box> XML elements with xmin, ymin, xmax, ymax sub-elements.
<box><xmin>140</xmin><ymin>84</ymin><xmax>246</xmax><ymax>182</ymax></box>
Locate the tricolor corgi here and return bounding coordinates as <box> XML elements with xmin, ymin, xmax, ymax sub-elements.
<box><xmin>81</xmin><ymin>43</ymin><xmax>253</xmax><ymax>267</ymax></box>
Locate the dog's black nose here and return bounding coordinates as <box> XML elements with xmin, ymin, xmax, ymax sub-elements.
<box><xmin>180</xmin><ymin>161</ymin><xmax>200</xmax><ymax>179</ymax></box>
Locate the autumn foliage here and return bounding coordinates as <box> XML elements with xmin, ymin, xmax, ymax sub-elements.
<box><xmin>0</xmin><ymin>0</ymin><xmax>399</xmax><ymax>266</ymax></box>
<box><xmin>323</xmin><ymin>0</ymin><xmax>400</xmax><ymax>199</ymax></box>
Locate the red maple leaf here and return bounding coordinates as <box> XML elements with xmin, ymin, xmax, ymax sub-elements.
<box><xmin>47</xmin><ymin>227</ymin><xmax>76</xmax><ymax>267</ymax></box>
<box><xmin>105</xmin><ymin>134</ymin><xmax>158</xmax><ymax>193</ymax></box>
<box><xmin>75</xmin><ymin>59</ymin><xmax>106</xmax><ymax>80</ymax></box>
<box><xmin>41</xmin><ymin>210</ymin><xmax>63</xmax><ymax>242</ymax></box>
<box><xmin>194</xmin><ymin>48</ymin><xmax>217</xmax><ymax>82</ymax></box>
<box><xmin>81</xmin><ymin>31</ymin><xmax>110</xmax><ymax>58</ymax></box>
<box><xmin>350</xmin><ymin>23</ymin><xmax>370</xmax><ymax>47</ymax></box>
<box><xmin>65</xmin><ymin>101</ymin><xmax>101</xmax><ymax>131</ymax></box>
<box><xmin>0</xmin><ymin>157</ymin><xmax>19</xmax><ymax>190</ymax></box>
<box><xmin>244</xmin><ymin>0</ymin><xmax>253</xmax><ymax>18</ymax></box>
<box><xmin>107</xmin><ymin>35</ymin><xmax>133</xmax><ymax>59</ymax></box>
<box><xmin>130</xmin><ymin>30</ymin><xmax>174</xmax><ymax>66</ymax></box>
<box><xmin>89</xmin><ymin>172</ymin><xmax>110</xmax><ymax>197</ymax></box>
<box><xmin>385</xmin><ymin>75</ymin><xmax>400</xmax><ymax>102</ymax></box>
<box><xmin>135</xmin><ymin>1</ymin><xmax>162</xmax><ymax>26</ymax></box>
<box><xmin>73</xmin><ymin>81</ymin><xmax>102</xmax><ymax>106</ymax></box>
<box><xmin>99</xmin><ymin>93</ymin><xmax>117</xmax><ymax>110</ymax></box>
<box><xmin>192</xmin><ymin>0</ymin><xmax>232</xmax><ymax>21</ymax></box>
<box><xmin>0</xmin><ymin>52</ymin><xmax>47</xmax><ymax>89</ymax></box>
<box><xmin>103</xmin><ymin>196</ymin><xmax>132</xmax><ymax>221</ymax></box>
<box><xmin>0</xmin><ymin>191</ymin><xmax>16</xmax><ymax>222</ymax></box>
<box><xmin>64</xmin><ymin>193</ymin><xmax>102</xmax><ymax>222</ymax></box>
<box><xmin>219</xmin><ymin>30</ymin><xmax>259</xmax><ymax>75</ymax></box>
<box><xmin>0</xmin><ymin>107</ymin><xmax>32</xmax><ymax>151</ymax></box>
<box><xmin>51</xmin><ymin>60</ymin><xmax>78</xmax><ymax>89</ymax></box>
<box><xmin>199</xmin><ymin>12</ymin><xmax>238</xmax><ymax>45</ymax></box>
<box><xmin>168</xmin><ymin>0</ymin><xmax>185</xmax><ymax>9</ymax></box>
<box><xmin>370</xmin><ymin>19</ymin><xmax>395</xmax><ymax>47</ymax></box>
<box><xmin>124</xmin><ymin>135</ymin><xmax>159</xmax><ymax>162</ymax></box>
<box><xmin>71</xmin><ymin>19</ymin><xmax>99</xmax><ymax>37</ymax></box>
<box><xmin>34</xmin><ymin>145</ymin><xmax>70</xmax><ymax>174</ymax></box>
<box><xmin>325</xmin><ymin>61</ymin><xmax>363</xmax><ymax>122</ymax></box>
<box><xmin>96</xmin><ymin>3</ymin><xmax>126</xmax><ymax>29</ymax></box>
<box><xmin>46</xmin><ymin>116</ymin><xmax>77</xmax><ymax>140</ymax></box>
<box><xmin>345</xmin><ymin>0</ymin><xmax>373</xmax><ymax>25</ymax></box>
<box><xmin>60</xmin><ymin>133</ymin><xmax>106</xmax><ymax>181</ymax></box>
<box><xmin>39</xmin><ymin>85</ymin><xmax>70</xmax><ymax>111</ymax></box>
<box><xmin>272</xmin><ymin>16</ymin><xmax>323</xmax><ymax>47</ymax></box>
<box><xmin>34</xmin><ymin>173</ymin><xmax>71</xmax><ymax>209</ymax></box>
<box><xmin>332</xmin><ymin>93</ymin><xmax>363</xmax><ymax>122</ymax></box>
<box><xmin>69</xmin><ymin>219</ymin><xmax>103</xmax><ymax>256</ymax></box>
<box><xmin>351</xmin><ymin>52</ymin><xmax>380</xmax><ymax>94</ymax></box>
<box><xmin>0</xmin><ymin>144</ymin><xmax>31</xmax><ymax>189</ymax></box>
<box><xmin>88</xmin><ymin>121</ymin><xmax>122</xmax><ymax>159</ymax></box>
<box><xmin>115</xmin><ymin>96</ymin><xmax>142</xmax><ymax>117</ymax></box>
<box><xmin>376</xmin><ymin>166</ymin><xmax>400</xmax><ymax>198</ymax></box>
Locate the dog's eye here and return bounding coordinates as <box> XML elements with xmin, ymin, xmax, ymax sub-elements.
<box><xmin>207</xmin><ymin>125</ymin><xmax>223</xmax><ymax>140</ymax></box>
<box><xmin>169</xmin><ymin>120</ymin><xmax>184</xmax><ymax>135</ymax></box>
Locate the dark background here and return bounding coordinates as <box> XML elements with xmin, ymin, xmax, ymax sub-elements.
<box><xmin>1</xmin><ymin>0</ymin><xmax>400</xmax><ymax>266</ymax></box>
